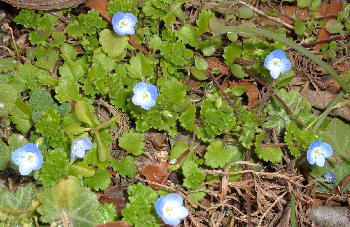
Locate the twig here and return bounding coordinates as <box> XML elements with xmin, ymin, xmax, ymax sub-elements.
<box><xmin>301</xmin><ymin>33</ymin><xmax>350</xmax><ymax>48</ymax></box>
<box><xmin>237</xmin><ymin>0</ymin><xmax>294</xmax><ymax>30</ymax></box>
<box><xmin>2</xmin><ymin>24</ymin><xmax>20</xmax><ymax>58</ymax></box>
<box><xmin>258</xmin><ymin>191</ymin><xmax>288</xmax><ymax>226</ymax></box>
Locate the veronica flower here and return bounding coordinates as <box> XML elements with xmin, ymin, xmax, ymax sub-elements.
<box><xmin>155</xmin><ymin>193</ymin><xmax>189</xmax><ymax>226</ymax></box>
<box><xmin>132</xmin><ymin>82</ymin><xmax>158</xmax><ymax>110</ymax></box>
<box><xmin>112</xmin><ymin>12</ymin><xmax>137</xmax><ymax>35</ymax></box>
<box><xmin>307</xmin><ymin>140</ymin><xmax>333</xmax><ymax>167</ymax></box>
<box><xmin>323</xmin><ymin>170</ymin><xmax>336</xmax><ymax>184</ymax></box>
<box><xmin>11</xmin><ymin>143</ymin><xmax>43</xmax><ymax>175</ymax></box>
<box><xmin>71</xmin><ymin>137</ymin><xmax>92</xmax><ymax>159</ymax></box>
<box><xmin>264</xmin><ymin>49</ymin><xmax>291</xmax><ymax>79</ymax></box>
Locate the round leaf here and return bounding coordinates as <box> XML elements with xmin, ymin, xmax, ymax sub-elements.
<box><xmin>235</xmin><ymin>6</ymin><xmax>255</xmax><ymax>19</ymax></box>
<box><xmin>326</xmin><ymin>20</ymin><xmax>344</xmax><ymax>34</ymax></box>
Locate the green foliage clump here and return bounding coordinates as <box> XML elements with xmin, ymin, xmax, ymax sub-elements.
<box><xmin>96</xmin><ymin>203</ymin><xmax>118</xmax><ymax>224</ymax></box>
<box><xmin>0</xmin><ymin>83</ymin><xmax>19</xmax><ymax>117</ymax></box>
<box><xmin>38</xmin><ymin>178</ymin><xmax>99</xmax><ymax>227</ymax></box>
<box><xmin>205</xmin><ymin>140</ymin><xmax>233</xmax><ymax>168</ymax></box>
<box><xmin>111</xmin><ymin>156</ymin><xmax>137</xmax><ymax>178</ymax></box>
<box><xmin>182</xmin><ymin>155</ymin><xmax>206</xmax><ymax>189</ymax></box>
<box><xmin>118</xmin><ymin>131</ymin><xmax>145</xmax><ymax>156</ymax></box>
<box><xmin>84</xmin><ymin>169</ymin><xmax>112</xmax><ymax>191</ymax></box>
<box><xmin>67</xmin><ymin>10</ymin><xmax>107</xmax><ymax>38</ymax></box>
<box><xmin>285</xmin><ymin>122</ymin><xmax>317</xmax><ymax>157</ymax></box>
<box><xmin>121</xmin><ymin>183</ymin><xmax>159</xmax><ymax>227</ymax></box>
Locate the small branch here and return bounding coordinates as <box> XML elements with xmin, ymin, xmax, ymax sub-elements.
<box><xmin>128</xmin><ymin>35</ymin><xmax>152</xmax><ymax>55</ymax></box>
<box><xmin>237</xmin><ymin>0</ymin><xmax>294</xmax><ymax>30</ymax></box>
<box><xmin>301</xmin><ymin>33</ymin><xmax>350</xmax><ymax>48</ymax></box>
<box><xmin>258</xmin><ymin>191</ymin><xmax>288</xmax><ymax>226</ymax></box>
<box><xmin>207</xmin><ymin>70</ymin><xmax>240</xmax><ymax>118</ymax></box>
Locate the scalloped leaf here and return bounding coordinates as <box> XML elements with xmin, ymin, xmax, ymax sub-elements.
<box><xmin>38</xmin><ymin>177</ymin><xmax>99</xmax><ymax>227</ymax></box>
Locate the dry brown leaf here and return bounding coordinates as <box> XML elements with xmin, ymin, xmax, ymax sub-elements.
<box><xmin>230</xmin><ymin>81</ymin><xmax>260</xmax><ymax>110</ymax></box>
<box><xmin>141</xmin><ymin>162</ymin><xmax>170</xmax><ymax>190</ymax></box>
<box><xmin>99</xmin><ymin>186</ymin><xmax>128</xmax><ymax>212</ymax></box>
<box><xmin>85</xmin><ymin>0</ymin><xmax>111</xmax><ymax>22</ymax></box>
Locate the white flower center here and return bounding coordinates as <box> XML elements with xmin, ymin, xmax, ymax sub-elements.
<box><xmin>25</xmin><ymin>153</ymin><xmax>35</xmax><ymax>162</ymax></box>
<box><xmin>119</xmin><ymin>19</ymin><xmax>129</xmax><ymax>28</ymax></box>
<box><xmin>272</xmin><ymin>58</ymin><xmax>281</xmax><ymax>67</ymax></box>
<box><xmin>142</xmin><ymin>91</ymin><xmax>151</xmax><ymax>101</ymax></box>
<box><xmin>0</xmin><ymin>103</ymin><xmax>4</xmax><ymax>108</ymax></box>
<box><xmin>163</xmin><ymin>204</ymin><xmax>175</xmax><ymax>215</ymax></box>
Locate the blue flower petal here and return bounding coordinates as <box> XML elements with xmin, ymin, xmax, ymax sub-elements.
<box><xmin>306</xmin><ymin>140</ymin><xmax>333</xmax><ymax>167</ymax></box>
<box><xmin>264</xmin><ymin>49</ymin><xmax>291</xmax><ymax>79</ymax></box>
<box><xmin>11</xmin><ymin>143</ymin><xmax>43</xmax><ymax>176</ymax></box>
<box><xmin>132</xmin><ymin>82</ymin><xmax>158</xmax><ymax>110</ymax></box>
<box><xmin>323</xmin><ymin>170</ymin><xmax>336</xmax><ymax>183</ymax></box>
<box><xmin>112</xmin><ymin>12</ymin><xmax>137</xmax><ymax>35</ymax></box>
<box><xmin>71</xmin><ymin>137</ymin><xmax>93</xmax><ymax>159</ymax></box>
<box><xmin>155</xmin><ymin>193</ymin><xmax>188</xmax><ymax>226</ymax></box>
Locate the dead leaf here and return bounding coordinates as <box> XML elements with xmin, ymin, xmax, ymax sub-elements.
<box><xmin>315</xmin><ymin>0</ymin><xmax>343</xmax><ymax>51</ymax></box>
<box><xmin>99</xmin><ymin>186</ymin><xmax>128</xmax><ymax>212</ymax></box>
<box><xmin>230</xmin><ymin>81</ymin><xmax>260</xmax><ymax>110</ymax></box>
<box><xmin>85</xmin><ymin>0</ymin><xmax>111</xmax><ymax>22</ymax></box>
<box><xmin>207</xmin><ymin>57</ymin><xmax>230</xmax><ymax>75</ymax></box>
<box><xmin>141</xmin><ymin>162</ymin><xmax>170</xmax><ymax>190</ymax></box>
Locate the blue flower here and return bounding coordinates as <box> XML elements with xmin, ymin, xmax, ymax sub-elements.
<box><xmin>112</xmin><ymin>12</ymin><xmax>137</xmax><ymax>35</ymax></box>
<box><xmin>132</xmin><ymin>82</ymin><xmax>158</xmax><ymax>110</ymax></box>
<box><xmin>264</xmin><ymin>49</ymin><xmax>291</xmax><ymax>79</ymax></box>
<box><xmin>155</xmin><ymin>193</ymin><xmax>189</xmax><ymax>226</ymax></box>
<box><xmin>71</xmin><ymin>137</ymin><xmax>92</xmax><ymax>159</ymax></box>
<box><xmin>323</xmin><ymin>170</ymin><xmax>336</xmax><ymax>183</ymax></box>
<box><xmin>307</xmin><ymin>140</ymin><xmax>333</xmax><ymax>167</ymax></box>
<box><xmin>11</xmin><ymin>143</ymin><xmax>43</xmax><ymax>175</ymax></box>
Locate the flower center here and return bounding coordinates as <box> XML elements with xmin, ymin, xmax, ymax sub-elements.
<box><xmin>142</xmin><ymin>91</ymin><xmax>151</xmax><ymax>100</ymax></box>
<box><xmin>119</xmin><ymin>19</ymin><xmax>129</xmax><ymax>28</ymax></box>
<box><xmin>26</xmin><ymin>153</ymin><xmax>34</xmax><ymax>162</ymax></box>
<box><xmin>313</xmin><ymin>148</ymin><xmax>323</xmax><ymax>156</ymax></box>
<box><xmin>164</xmin><ymin>204</ymin><xmax>174</xmax><ymax>214</ymax></box>
<box><xmin>272</xmin><ymin>58</ymin><xmax>281</xmax><ymax>67</ymax></box>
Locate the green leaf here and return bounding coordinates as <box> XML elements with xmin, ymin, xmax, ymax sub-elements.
<box><xmin>176</xmin><ymin>24</ymin><xmax>198</xmax><ymax>47</ymax></box>
<box><xmin>75</xmin><ymin>101</ymin><xmax>97</xmax><ymax>127</ymax></box>
<box><xmin>121</xmin><ymin>183</ymin><xmax>158</xmax><ymax>227</ymax></box>
<box><xmin>195</xmin><ymin>57</ymin><xmax>208</xmax><ymax>71</ymax></box>
<box><xmin>263</xmin><ymin>89</ymin><xmax>315</xmax><ymax>133</ymax></box>
<box><xmin>0</xmin><ymin>58</ymin><xmax>18</xmax><ymax>73</ymax></box>
<box><xmin>284</xmin><ymin>122</ymin><xmax>317</xmax><ymax>157</ymax></box>
<box><xmin>34</xmin><ymin>46</ymin><xmax>59</xmax><ymax>71</ymax></box>
<box><xmin>297</xmin><ymin>0</ymin><xmax>311</xmax><ymax>8</ymax></box>
<box><xmin>0</xmin><ymin>184</ymin><xmax>36</xmax><ymax>211</ymax></box>
<box><xmin>95</xmin><ymin>130</ymin><xmax>110</xmax><ymax>162</ymax></box>
<box><xmin>326</xmin><ymin>20</ymin><xmax>344</xmax><ymax>34</ymax></box>
<box><xmin>196</xmin><ymin>9</ymin><xmax>215</xmax><ymax>35</ymax></box>
<box><xmin>0</xmin><ymin>83</ymin><xmax>19</xmax><ymax>117</ymax></box>
<box><xmin>55</xmin><ymin>77</ymin><xmax>81</xmax><ymax>103</ymax></box>
<box><xmin>111</xmin><ymin>156</ymin><xmax>136</xmax><ymax>178</ymax></box>
<box><xmin>127</xmin><ymin>53</ymin><xmax>157</xmax><ymax>79</ymax></box>
<box><xmin>99</xmin><ymin>29</ymin><xmax>129</xmax><ymax>58</ymax></box>
<box><xmin>84</xmin><ymin>169</ymin><xmax>112</xmax><ymax>191</ymax></box>
<box><xmin>9</xmin><ymin>99</ymin><xmax>33</xmax><ymax>133</ymax></box>
<box><xmin>69</xmin><ymin>161</ymin><xmax>96</xmax><ymax>177</ymax></box>
<box><xmin>190</xmin><ymin>66</ymin><xmax>208</xmax><ymax>80</ymax></box>
<box><xmin>119</xmin><ymin>131</ymin><xmax>145</xmax><ymax>156</ymax></box>
<box><xmin>255</xmin><ymin>132</ymin><xmax>283</xmax><ymax>163</ymax></box>
<box><xmin>96</xmin><ymin>203</ymin><xmax>117</xmax><ymax>224</ymax></box>
<box><xmin>29</xmin><ymin>88</ymin><xmax>55</xmax><ymax>113</ymax></box>
<box><xmin>236</xmin><ymin>6</ymin><xmax>255</xmax><ymax>19</ymax></box>
<box><xmin>38</xmin><ymin>149</ymin><xmax>69</xmax><ymax>187</ymax></box>
<box><xmin>107</xmin><ymin>0</ymin><xmax>138</xmax><ymax>16</ymax></box>
<box><xmin>319</xmin><ymin>118</ymin><xmax>350</xmax><ymax>160</ymax></box>
<box><xmin>0</xmin><ymin>141</ymin><xmax>10</xmax><ymax>171</ymax></box>
<box><xmin>182</xmin><ymin>159</ymin><xmax>206</xmax><ymax>189</ymax></box>
<box><xmin>223</xmin><ymin>44</ymin><xmax>241</xmax><ymax>65</ymax></box>
<box><xmin>205</xmin><ymin>140</ymin><xmax>233</xmax><ymax>168</ymax></box>
<box><xmin>169</xmin><ymin>140</ymin><xmax>189</xmax><ymax>161</ymax></box>
<box><xmin>179</xmin><ymin>103</ymin><xmax>196</xmax><ymax>131</ymax></box>
<box><xmin>64</xmin><ymin>125</ymin><xmax>91</xmax><ymax>135</ymax></box>
<box><xmin>38</xmin><ymin>178</ymin><xmax>99</xmax><ymax>227</ymax></box>
<box><xmin>230</xmin><ymin>64</ymin><xmax>248</xmax><ymax>78</ymax></box>
<box><xmin>294</xmin><ymin>19</ymin><xmax>305</xmax><ymax>36</ymax></box>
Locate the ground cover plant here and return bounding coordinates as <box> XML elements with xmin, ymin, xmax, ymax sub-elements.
<box><xmin>0</xmin><ymin>0</ymin><xmax>350</xmax><ymax>226</ymax></box>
